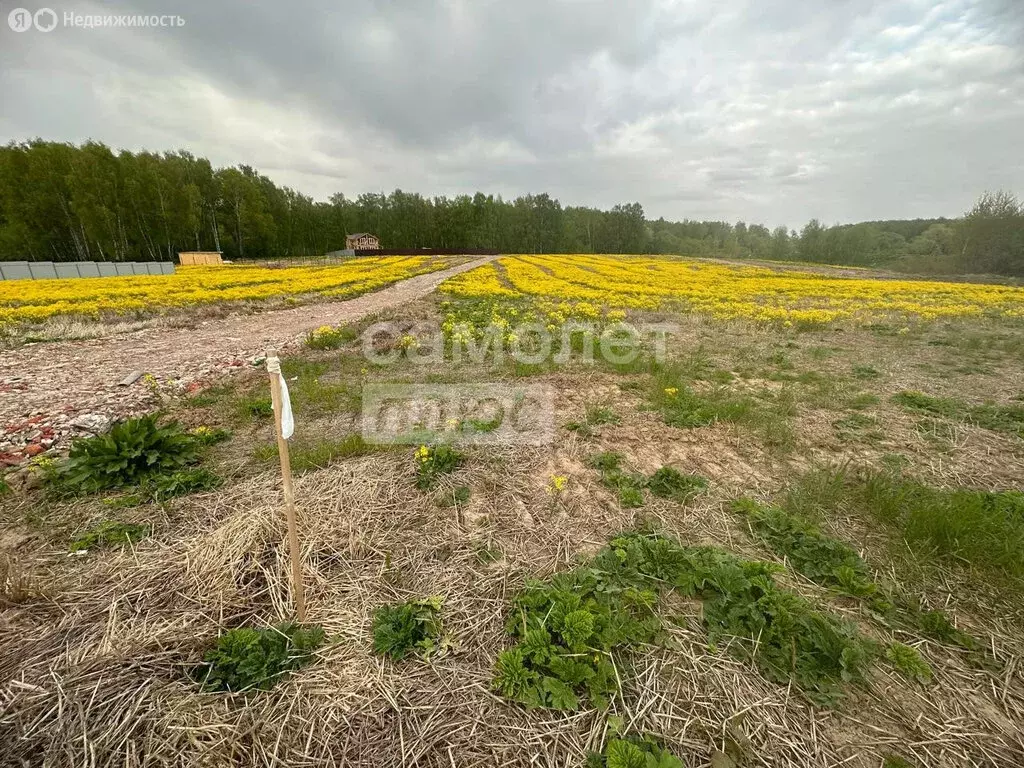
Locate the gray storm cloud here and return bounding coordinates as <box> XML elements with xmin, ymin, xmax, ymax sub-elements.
<box><xmin>1</xmin><ymin>0</ymin><xmax>1021</xmax><ymax>227</ymax></box>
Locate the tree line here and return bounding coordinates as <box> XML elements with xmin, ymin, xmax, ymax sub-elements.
<box><xmin>1</xmin><ymin>140</ymin><xmax>1021</xmax><ymax>276</ymax></box>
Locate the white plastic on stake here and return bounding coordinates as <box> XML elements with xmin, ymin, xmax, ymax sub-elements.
<box><xmin>278</xmin><ymin>375</ymin><xmax>295</xmax><ymax>440</ymax></box>
<box><xmin>265</xmin><ymin>349</ymin><xmax>305</xmax><ymax>622</ymax></box>
<box><xmin>266</xmin><ymin>354</ymin><xmax>295</xmax><ymax>439</ymax></box>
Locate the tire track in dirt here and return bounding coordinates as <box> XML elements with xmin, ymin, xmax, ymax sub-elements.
<box><xmin>0</xmin><ymin>255</ymin><xmax>497</xmax><ymax>458</ymax></box>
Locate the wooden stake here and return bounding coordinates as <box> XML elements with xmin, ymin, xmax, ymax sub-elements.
<box><xmin>266</xmin><ymin>349</ymin><xmax>306</xmax><ymax>623</ymax></box>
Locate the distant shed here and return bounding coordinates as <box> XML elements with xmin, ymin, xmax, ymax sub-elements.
<box><xmin>178</xmin><ymin>251</ymin><xmax>224</xmax><ymax>266</ymax></box>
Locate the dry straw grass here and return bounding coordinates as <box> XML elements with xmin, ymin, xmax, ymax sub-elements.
<box><xmin>4</xmin><ymin>295</ymin><xmax>1024</xmax><ymax>766</ymax></box>
<box><xmin>3</xmin><ymin>424</ymin><xmax>1024</xmax><ymax>767</ymax></box>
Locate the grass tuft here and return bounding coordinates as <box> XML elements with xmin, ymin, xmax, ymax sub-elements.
<box><xmin>773</xmin><ymin>466</ymin><xmax>1024</xmax><ymax>589</ymax></box>
<box><xmin>146</xmin><ymin>467</ymin><xmax>222</xmax><ymax>501</ymax></box>
<box><xmin>233</xmin><ymin>394</ymin><xmax>274</xmax><ymax>423</ymax></box>
<box><xmin>646</xmin><ymin>467</ymin><xmax>707</xmax><ymax>502</ymax></box>
<box><xmin>414</xmin><ymin>444</ymin><xmax>464</xmax><ymax>489</ymax></box>
<box><xmin>649</xmin><ymin>366</ymin><xmax>795</xmax><ymax>451</ymax></box>
<box><xmin>189</xmin><ymin>426</ymin><xmax>232</xmax><ymax>447</ymax></box>
<box><xmin>305</xmin><ymin>324</ymin><xmax>357</xmax><ymax>350</ymax></box>
<box><xmin>254</xmin><ymin>434</ymin><xmax>374</xmax><ymax>473</ymax></box>
<box><xmin>894</xmin><ymin>391</ymin><xmax>1024</xmax><ymax>437</ymax></box>
<box><xmin>913</xmin><ymin>609</ymin><xmax>976</xmax><ymax>648</ymax></box>
<box><xmin>587</xmin><ymin>451</ymin><xmax>623</xmax><ymax>472</ymax></box>
<box><xmin>584</xmin><ymin>404</ymin><xmax>620</xmax><ymax>426</ymax></box>
<box><xmin>69</xmin><ymin>520</ymin><xmax>150</xmax><ymax>553</ymax></box>
<box><xmin>855</xmin><ymin>471</ymin><xmax>1024</xmax><ymax>582</ymax></box>
<box><xmin>438</xmin><ymin>485</ymin><xmax>471</xmax><ymax>508</ymax></box>
<box><xmin>852</xmin><ymin>365</ymin><xmax>881</xmax><ymax>380</ymax></box>
<box><xmin>882</xmin><ymin>757</ymin><xmax>917</xmax><ymax>768</ymax></box>
<box><xmin>587</xmin><ymin>452</ymin><xmax>646</xmax><ymax>508</ymax></box>
<box><xmin>892</xmin><ymin>391</ymin><xmax>960</xmax><ymax>418</ymax></box>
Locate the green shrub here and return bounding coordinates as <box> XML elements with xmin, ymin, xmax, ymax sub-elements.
<box><xmin>493</xmin><ymin>564</ymin><xmax>661</xmax><ymax>709</ymax></box>
<box><xmin>69</xmin><ymin>520</ymin><xmax>150</xmax><ymax>552</ymax></box>
<box><xmin>885</xmin><ymin>642</ymin><xmax>932</xmax><ymax>684</ymax></box>
<box><xmin>587</xmin><ymin>736</ymin><xmax>683</xmax><ymax>768</ymax></box>
<box><xmin>494</xmin><ymin>532</ymin><xmax>873</xmax><ymax>709</ymax></box>
<box><xmin>371</xmin><ymin>597</ymin><xmax>445</xmax><ymax>660</ymax></box>
<box><xmin>732</xmin><ymin>498</ymin><xmax>881</xmax><ymax>602</ymax></box>
<box><xmin>56</xmin><ymin>415</ymin><xmax>200</xmax><ymax>494</ymax></box>
<box><xmin>414</xmin><ymin>445</ymin><xmax>464</xmax><ymax>489</ymax></box>
<box><xmin>193</xmin><ymin>622</ymin><xmax>325</xmax><ymax>692</ymax></box>
<box><xmin>617</xmin><ymin>485</ymin><xmax>645</xmax><ymax>508</ymax></box>
<box><xmin>646</xmin><ymin>467</ymin><xmax>707</xmax><ymax>502</ymax></box>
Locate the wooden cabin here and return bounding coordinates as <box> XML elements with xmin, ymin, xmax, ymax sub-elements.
<box><xmin>345</xmin><ymin>233</ymin><xmax>381</xmax><ymax>250</ymax></box>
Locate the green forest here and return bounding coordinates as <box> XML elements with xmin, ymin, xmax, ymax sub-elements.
<box><xmin>1</xmin><ymin>140</ymin><xmax>1021</xmax><ymax>276</ymax></box>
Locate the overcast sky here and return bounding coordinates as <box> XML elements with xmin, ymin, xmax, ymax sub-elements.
<box><xmin>1</xmin><ymin>0</ymin><xmax>1022</xmax><ymax>227</ymax></box>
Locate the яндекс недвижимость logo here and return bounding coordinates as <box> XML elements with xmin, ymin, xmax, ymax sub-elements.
<box><xmin>8</xmin><ymin>7</ymin><xmax>58</xmax><ymax>32</ymax></box>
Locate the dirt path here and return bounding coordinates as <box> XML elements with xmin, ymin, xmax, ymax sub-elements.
<box><xmin>0</xmin><ymin>255</ymin><xmax>495</xmax><ymax>460</ymax></box>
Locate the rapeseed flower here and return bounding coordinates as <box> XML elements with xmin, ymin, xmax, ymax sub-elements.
<box><xmin>438</xmin><ymin>254</ymin><xmax>1024</xmax><ymax>328</ymax></box>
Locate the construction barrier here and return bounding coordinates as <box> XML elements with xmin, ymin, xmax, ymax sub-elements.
<box><xmin>0</xmin><ymin>260</ymin><xmax>175</xmax><ymax>281</ymax></box>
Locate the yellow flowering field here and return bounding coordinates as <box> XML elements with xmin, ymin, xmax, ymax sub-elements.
<box><xmin>0</xmin><ymin>256</ymin><xmax>443</xmax><ymax>327</ymax></box>
<box><xmin>441</xmin><ymin>254</ymin><xmax>1024</xmax><ymax>326</ymax></box>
